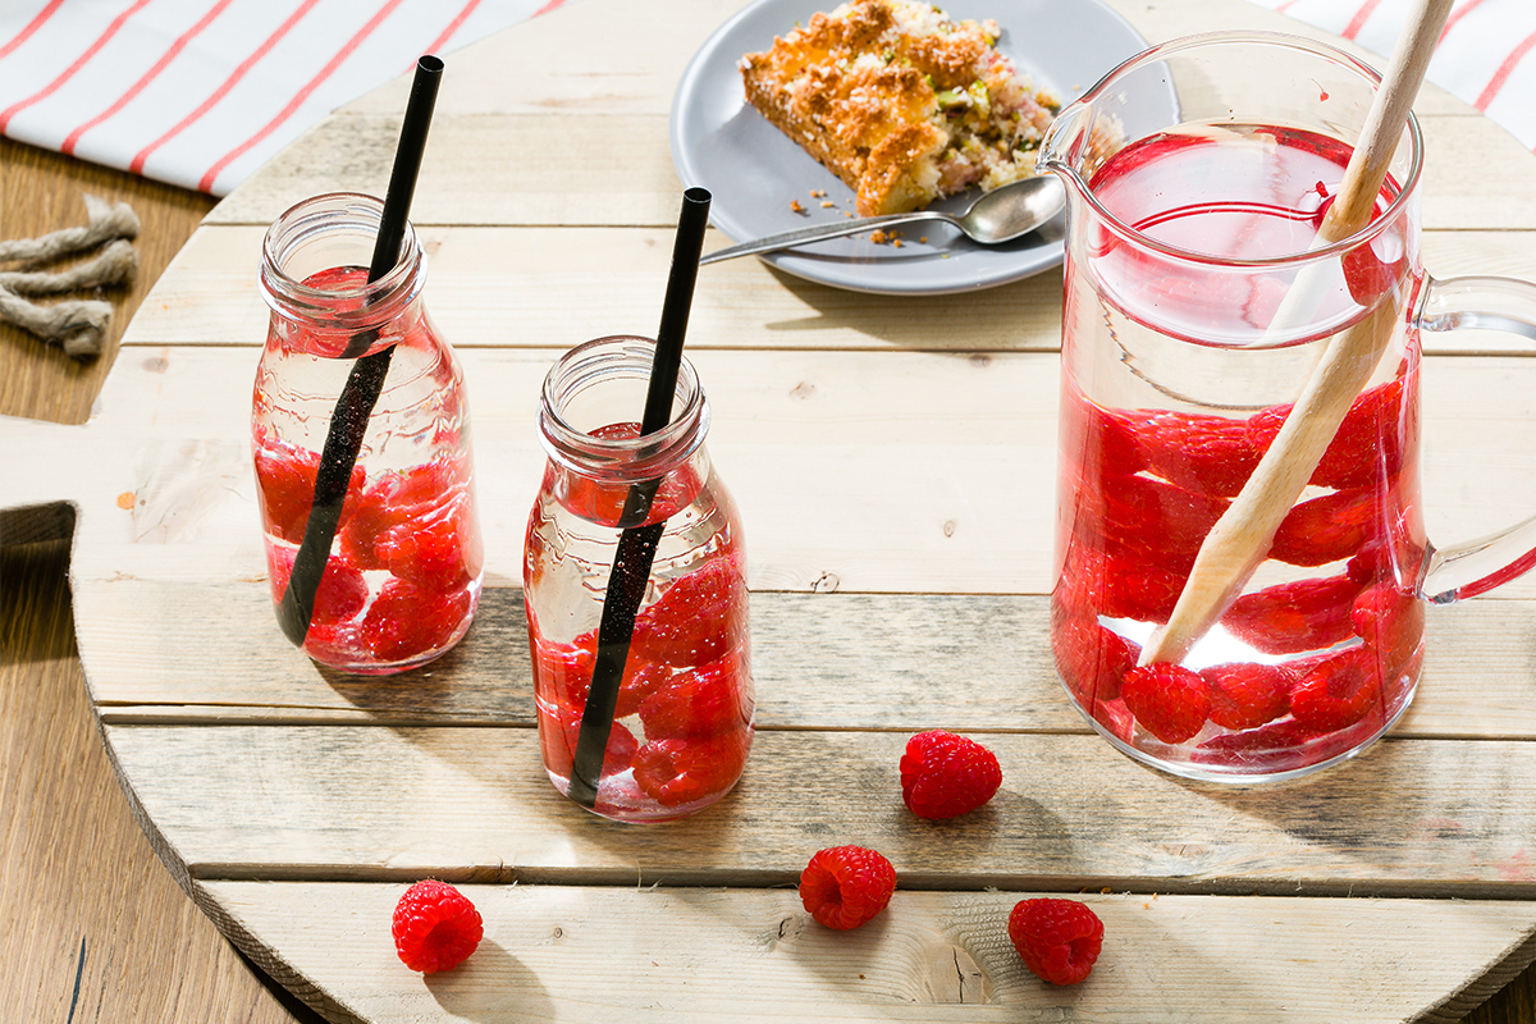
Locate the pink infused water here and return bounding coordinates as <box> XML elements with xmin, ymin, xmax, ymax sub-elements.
<box><xmin>1086</xmin><ymin>124</ymin><xmax>1410</xmax><ymax>347</ymax></box>
<box><xmin>253</xmin><ymin>265</ymin><xmax>484</xmax><ymax>673</ymax></box>
<box><xmin>1053</xmin><ymin>123</ymin><xmax>1426</xmax><ymax>778</ymax></box>
<box><xmin>523</xmin><ymin>338</ymin><xmax>754</xmax><ymax>823</ymax></box>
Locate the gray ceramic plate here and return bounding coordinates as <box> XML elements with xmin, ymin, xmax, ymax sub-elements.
<box><xmin>670</xmin><ymin>0</ymin><xmax>1148</xmax><ymax>295</ymax></box>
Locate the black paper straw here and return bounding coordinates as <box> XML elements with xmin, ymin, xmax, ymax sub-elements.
<box><xmin>568</xmin><ymin>187</ymin><xmax>712</xmax><ymax>809</ymax></box>
<box><xmin>275</xmin><ymin>55</ymin><xmax>443</xmax><ymax>646</ymax></box>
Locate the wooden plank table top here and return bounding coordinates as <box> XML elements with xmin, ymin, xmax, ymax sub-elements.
<box><xmin>7</xmin><ymin>0</ymin><xmax>1536</xmax><ymax>1020</ymax></box>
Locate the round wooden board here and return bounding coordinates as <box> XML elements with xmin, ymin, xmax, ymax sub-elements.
<box><xmin>9</xmin><ymin>0</ymin><xmax>1536</xmax><ymax>1021</ymax></box>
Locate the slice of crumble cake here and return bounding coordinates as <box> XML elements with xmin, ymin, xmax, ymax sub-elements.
<box><xmin>740</xmin><ymin>0</ymin><xmax>1059</xmax><ymax>216</ymax></box>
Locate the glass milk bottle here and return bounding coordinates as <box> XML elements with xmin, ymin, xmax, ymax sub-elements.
<box><xmin>252</xmin><ymin>192</ymin><xmax>483</xmax><ymax>674</ymax></box>
<box><xmin>524</xmin><ymin>336</ymin><xmax>752</xmax><ymax>823</ymax></box>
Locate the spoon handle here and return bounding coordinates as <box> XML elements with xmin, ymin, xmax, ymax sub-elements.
<box><xmin>698</xmin><ymin>209</ymin><xmax>951</xmax><ymax>265</ymax></box>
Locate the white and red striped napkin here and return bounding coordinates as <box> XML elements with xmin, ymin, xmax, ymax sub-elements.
<box><xmin>0</xmin><ymin>0</ymin><xmax>1531</xmax><ymax>199</ymax></box>
<box><xmin>1248</xmin><ymin>0</ymin><xmax>1535</xmax><ymax>151</ymax></box>
<box><xmin>0</xmin><ymin>0</ymin><xmax>570</xmax><ymax>197</ymax></box>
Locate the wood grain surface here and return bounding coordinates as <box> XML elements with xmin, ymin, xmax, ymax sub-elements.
<box><xmin>6</xmin><ymin>0</ymin><xmax>1536</xmax><ymax>1021</ymax></box>
<box><xmin>0</xmin><ymin>138</ymin><xmax>311</xmax><ymax>1024</ymax></box>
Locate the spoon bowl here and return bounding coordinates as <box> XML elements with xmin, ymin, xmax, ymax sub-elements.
<box><xmin>697</xmin><ymin>175</ymin><xmax>1067</xmax><ymax>265</ymax></box>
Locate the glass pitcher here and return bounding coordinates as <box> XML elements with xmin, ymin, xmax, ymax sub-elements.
<box><xmin>1037</xmin><ymin>32</ymin><xmax>1536</xmax><ymax>781</ymax></box>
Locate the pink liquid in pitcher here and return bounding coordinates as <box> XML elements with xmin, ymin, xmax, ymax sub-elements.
<box><xmin>1053</xmin><ymin>124</ymin><xmax>1426</xmax><ymax>777</ymax></box>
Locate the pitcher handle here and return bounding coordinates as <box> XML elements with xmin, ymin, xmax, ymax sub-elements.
<box><xmin>1417</xmin><ymin>274</ymin><xmax>1536</xmax><ymax>602</ymax></box>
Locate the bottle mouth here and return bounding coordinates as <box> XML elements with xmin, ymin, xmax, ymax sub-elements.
<box><xmin>259</xmin><ymin>192</ymin><xmax>424</xmax><ymax>333</ymax></box>
<box><xmin>538</xmin><ymin>335</ymin><xmax>709</xmax><ymax>483</ymax></box>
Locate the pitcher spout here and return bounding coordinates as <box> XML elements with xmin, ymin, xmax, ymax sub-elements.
<box><xmin>1038</xmin><ymin>97</ymin><xmax>1103</xmax><ymax>189</ymax></box>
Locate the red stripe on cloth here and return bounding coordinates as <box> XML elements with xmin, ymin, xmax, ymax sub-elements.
<box><xmin>0</xmin><ymin>0</ymin><xmax>67</xmax><ymax>62</ymax></box>
<box><xmin>0</xmin><ymin>0</ymin><xmax>155</xmax><ymax>134</ymax></box>
<box><xmin>1342</xmin><ymin>0</ymin><xmax>1385</xmax><ymax>40</ymax></box>
<box><xmin>130</xmin><ymin>0</ymin><xmax>325</xmax><ymax>176</ymax></box>
<box><xmin>1440</xmin><ymin>0</ymin><xmax>1490</xmax><ymax>43</ymax></box>
<box><xmin>198</xmin><ymin>0</ymin><xmax>409</xmax><ymax>193</ymax></box>
<box><xmin>1474</xmin><ymin>28</ymin><xmax>1536</xmax><ymax>111</ymax></box>
<box><xmin>423</xmin><ymin>0</ymin><xmax>484</xmax><ymax>56</ymax></box>
<box><xmin>61</xmin><ymin>0</ymin><xmax>238</xmax><ymax>156</ymax></box>
<box><xmin>532</xmin><ymin>0</ymin><xmax>568</xmax><ymax>16</ymax></box>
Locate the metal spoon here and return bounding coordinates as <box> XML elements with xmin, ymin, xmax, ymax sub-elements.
<box><xmin>697</xmin><ymin>174</ymin><xmax>1065</xmax><ymax>265</ymax></box>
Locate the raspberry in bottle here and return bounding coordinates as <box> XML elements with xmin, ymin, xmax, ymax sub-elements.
<box><xmin>252</xmin><ymin>192</ymin><xmax>483</xmax><ymax>673</ymax></box>
<box><xmin>524</xmin><ymin>336</ymin><xmax>752</xmax><ymax>823</ymax></box>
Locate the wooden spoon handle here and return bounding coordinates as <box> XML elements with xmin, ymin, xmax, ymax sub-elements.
<box><xmin>1321</xmin><ymin>0</ymin><xmax>1451</xmax><ymax>241</ymax></box>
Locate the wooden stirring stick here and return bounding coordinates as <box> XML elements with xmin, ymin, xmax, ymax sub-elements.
<box><xmin>1138</xmin><ymin>0</ymin><xmax>1454</xmax><ymax>666</ymax></box>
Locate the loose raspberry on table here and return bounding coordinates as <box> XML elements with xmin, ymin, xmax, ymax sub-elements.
<box><xmin>392</xmin><ymin>879</ymin><xmax>484</xmax><ymax>973</ymax></box>
<box><xmin>1120</xmin><ymin>662</ymin><xmax>1209</xmax><ymax>745</ymax></box>
<box><xmin>1008</xmin><ymin>898</ymin><xmax>1104</xmax><ymax>986</ymax></box>
<box><xmin>899</xmin><ymin>730</ymin><xmax>1002</xmax><ymax>820</ymax></box>
<box><xmin>799</xmin><ymin>845</ymin><xmax>896</xmax><ymax>930</ymax></box>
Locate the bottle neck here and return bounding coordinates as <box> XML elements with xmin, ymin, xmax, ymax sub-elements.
<box><xmin>538</xmin><ymin>335</ymin><xmax>710</xmax><ymax>485</ymax></box>
<box><xmin>259</xmin><ymin>192</ymin><xmax>426</xmax><ymax>358</ymax></box>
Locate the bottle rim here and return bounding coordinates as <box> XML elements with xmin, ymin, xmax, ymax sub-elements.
<box><xmin>259</xmin><ymin>192</ymin><xmax>425</xmax><ymax>333</ymax></box>
<box><xmin>538</xmin><ymin>335</ymin><xmax>710</xmax><ymax>482</ymax></box>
